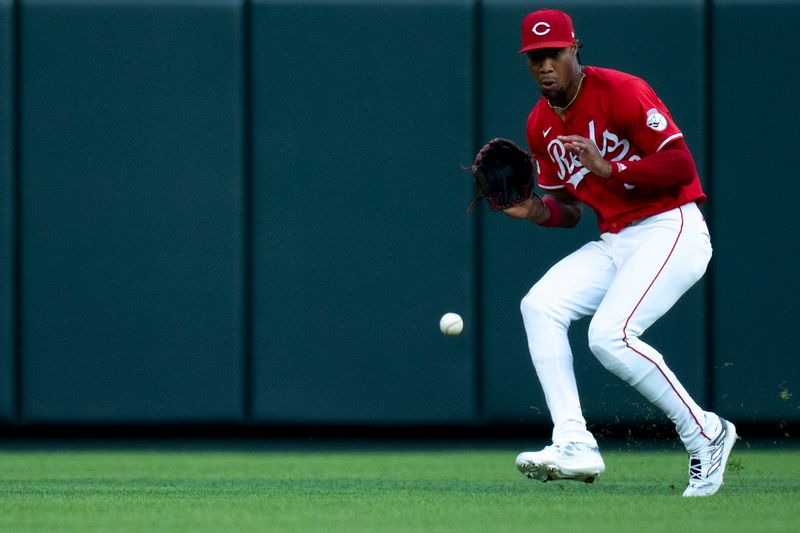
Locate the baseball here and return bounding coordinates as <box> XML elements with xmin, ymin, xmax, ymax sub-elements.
<box><xmin>439</xmin><ymin>312</ymin><xmax>464</xmax><ymax>336</ymax></box>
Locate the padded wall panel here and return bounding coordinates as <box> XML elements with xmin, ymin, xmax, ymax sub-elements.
<box><xmin>250</xmin><ymin>0</ymin><xmax>478</xmax><ymax>424</ymax></box>
<box><xmin>480</xmin><ymin>0</ymin><xmax>710</xmax><ymax>429</ymax></box>
<box><xmin>711</xmin><ymin>0</ymin><xmax>800</xmax><ymax>423</ymax></box>
<box><xmin>0</xmin><ymin>0</ymin><xmax>15</xmax><ymax>421</ymax></box>
<box><xmin>19</xmin><ymin>0</ymin><xmax>246</xmax><ymax>422</ymax></box>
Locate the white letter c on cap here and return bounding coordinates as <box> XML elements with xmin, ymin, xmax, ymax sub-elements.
<box><xmin>532</xmin><ymin>22</ymin><xmax>551</xmax><ymax>35</ymax></box>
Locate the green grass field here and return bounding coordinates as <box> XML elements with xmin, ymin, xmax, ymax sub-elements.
<box><xmin>0</xmin><ymin>443</ymin><xmax>798</xmax><ymax>532</ymax></box>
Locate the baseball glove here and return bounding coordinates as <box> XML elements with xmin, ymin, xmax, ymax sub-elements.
<box><xmin>467</xmin><ymin>138</ymin><xmax>535</xmax><ymax>213</ymax></box>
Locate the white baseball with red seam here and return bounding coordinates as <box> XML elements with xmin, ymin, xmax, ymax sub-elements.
<box><xmin>439</xmin><ymin>313</ymin><xmax>463</xmax><ymax>336</ymax></box>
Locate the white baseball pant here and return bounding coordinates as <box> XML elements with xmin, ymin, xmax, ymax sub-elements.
<box><xmin>520</xmin><ymin>202</ymin><xmax>718</xmax><ymax>453</ymax></box>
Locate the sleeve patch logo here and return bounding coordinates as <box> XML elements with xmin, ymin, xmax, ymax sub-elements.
<box><xmin>646</xmin><ymin>108</ymin><xmax>668</xmax><ymax>131</ymax></box>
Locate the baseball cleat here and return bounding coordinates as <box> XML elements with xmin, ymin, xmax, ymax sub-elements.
<box><xmin>682</xmin><ymin>417</ymin><xmax>737</xmax><ymax>497</ymax></box>
<box><xmin>516</xmin><ymin>442</ymin><xmax>605</xmax><ymax>483</ymax></box>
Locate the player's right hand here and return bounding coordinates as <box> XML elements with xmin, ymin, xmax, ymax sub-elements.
<box><xmin>503</xmin><ymin>196</ymin><xmax>548</xmax><ymax>223</ymax></box>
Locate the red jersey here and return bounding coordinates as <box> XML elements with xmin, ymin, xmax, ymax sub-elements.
<box><xmin>526</xmin><ymin>66</ymin><xmax>706</xmax><ymax>233</ymax></box>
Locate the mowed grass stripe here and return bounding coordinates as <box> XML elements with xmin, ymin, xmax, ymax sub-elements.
<box><xmin>0</xmin><ymin>448</ymin><xmax>797</xmax><ymax>532</ymax></box>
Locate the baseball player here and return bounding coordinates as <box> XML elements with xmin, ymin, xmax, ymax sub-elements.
<box><xmin>504</xmin><ymin>9</ymin><xmax>736</xmax><ymax>496</ymax></box>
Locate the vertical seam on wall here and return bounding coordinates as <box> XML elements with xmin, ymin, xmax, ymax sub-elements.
<box><xmin>12</xmin><ymin>0</ymin><xmax>22</xmax><ymax>424</ymax></box>
<box><xmin>472</xmin><ymin>0</ymin><xmax>484</xmax><ymax>424</ymax></box>
<box><xmin>242</xmin><ymin>0</ymin><xmax>254</xmax><ymax>424</ymax></box>
<box><xmin>703</xmin><ymin>0</ymin><xmax>715</xmax><ymax>412</ymax></box>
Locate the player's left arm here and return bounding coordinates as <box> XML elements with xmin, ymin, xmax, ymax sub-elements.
<box><xmin>606</xmin><ymin>138</ymin><xmax>696</xmax><ymax>186</ymax></box>
<box><xmin>561</xmin><ymin>78</ymin><xmax>697</xmax><ymax>187</ymax></box>
<box><xmin>559</xmin><ymin>134</ymin><xmax>696</xmax><ymax>186</ymax></box>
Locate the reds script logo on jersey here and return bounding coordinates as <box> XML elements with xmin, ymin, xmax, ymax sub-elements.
<box><xmin>546</xmin><ymin>120</ymin><xmax>640</xmax><ymax>188</ymax></box>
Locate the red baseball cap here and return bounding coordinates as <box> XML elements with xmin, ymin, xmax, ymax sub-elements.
<box><xmin>518</xmin><ymin>9</ymin><xmax>576</xmax><ymax>54</ymax></box>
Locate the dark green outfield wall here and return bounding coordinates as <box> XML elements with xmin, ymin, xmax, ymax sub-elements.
<box><xmin>0</xmin><ymin>0</ymin><xmax>796</xmax><ymax>429</ymax></box>
<box><xmin>0</xmin><ymin>0</ymin><xmax>14</xmax><ymax>422</ymax></box>
<box><xmin>710</xmin><ymin>0</ymin><xmax>800</xmax><ymax>424</ymax></box>
<box><xmin>249</xmin><ymin>0</ymin><xmax>478</xmax><ymax>424</ymax></box>
<box><xmin>16</xmin><ymin>0</ymin><xmax>246</xmax><ymax>422</ymax></box>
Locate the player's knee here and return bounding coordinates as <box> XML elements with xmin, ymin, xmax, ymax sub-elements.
<box><xmin>520</xmin><ymin>289</ymin><xmax>560</xmax><ymax>325</ymax></box>
<box><xmin>587</xmin><ymin>320</ymin><xmax>626</xmax><ymax>369</ymax></box>
<box><xmin>520</xmin><ymin>291</ymin><xmax>541</xmax><ymax>317</ymax></box>
<box><xmin>588</xmin><ymin>317</ymin><xmax>613</xmax><ymax>351</ymax></box>
<box><xmin>588</xmin><ymin>318</ymin><xmax>652</xmax><ymax>381</ymax></box>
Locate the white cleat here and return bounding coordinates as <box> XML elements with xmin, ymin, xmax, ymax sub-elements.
<box><xmin>516</xmin><ymin>442</ymin><xmax>606</xmax><ymax>484</ymax></box>
<box><xmin>683</xmin><ymin>417</ymin><xmax>737</xmax><ymax>497</ymax></box>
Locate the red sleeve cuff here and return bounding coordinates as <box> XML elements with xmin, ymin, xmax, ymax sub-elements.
<box><xmin>605</xmin><ymin>140</ymin><xmax>696</xmax><ymax>187</ymax></box>
<box><xmin>608</xmin><ymin>161</ymin><xmax>627</xmax><ymax>179</ymax></box>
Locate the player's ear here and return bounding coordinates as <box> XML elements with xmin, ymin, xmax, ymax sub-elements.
<box><xmin>573</xmin><ymin>40</ymin><xmax>583</xmax><ymax>65</ymax></box>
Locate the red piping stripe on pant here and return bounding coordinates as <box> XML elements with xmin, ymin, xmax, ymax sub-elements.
<box><xmin>620</xmin><ymin>206</ymin><xmax>711</xmax><ymax>441</ymax></box>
